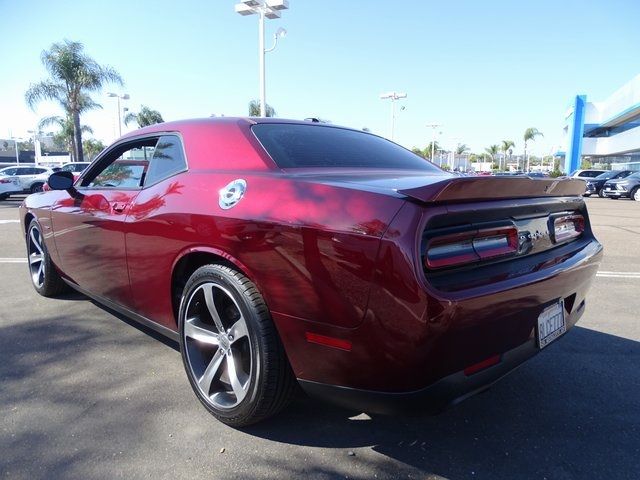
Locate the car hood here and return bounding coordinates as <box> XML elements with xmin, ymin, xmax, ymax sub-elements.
<box><xmin>293</xmin><ymin>170</ymin><xmax>586</xmax><ymax>204</ymax></box>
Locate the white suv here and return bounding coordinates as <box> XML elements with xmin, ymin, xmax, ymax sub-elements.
<box><xmin>0</xmin><ymin>165</ymin><xmax>54</xmax><ymax>199</ymax></box>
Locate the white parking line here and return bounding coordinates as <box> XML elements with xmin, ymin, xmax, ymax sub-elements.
<box><xmin>0</xmin><ymin>258</ymin><xmax>27</xmax><ymax>263</ymax></box>
<box><xmin>596</xmin><ymin>272</ymin><xmax>640</xmax><ymax>279</ymax></box>
<box><xmin>0</xmin><ymin>220</ymin><xmax>20</xmax><ymax>224</ymax></box>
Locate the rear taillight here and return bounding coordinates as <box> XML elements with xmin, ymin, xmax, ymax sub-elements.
<box><xmin>0</xmin><ymin>178</ymin><xmax>12</xmax><ymax>184</ymax></box>
<box><xmin>425</xmin><ymin>226</ymin><xmax>518</xmax><ymax>269</ymax></box>
<box><xmin>550</xmin><ymin>214</ymin><xmax>584</xmax><ymax>243</ymax></box>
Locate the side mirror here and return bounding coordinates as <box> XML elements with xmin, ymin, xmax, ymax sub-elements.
<box><xmin>47</xmin><ymin>171</ymin><xmax>75</xmax><ymax>190</ymax></box>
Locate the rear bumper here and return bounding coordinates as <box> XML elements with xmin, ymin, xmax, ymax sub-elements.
<box><xmin>299</xmin><ymin>301</ymin><xmax>585</xmax><ymax>415</ymax></box>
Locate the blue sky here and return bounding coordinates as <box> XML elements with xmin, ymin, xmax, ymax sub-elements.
<box><xmin>2</xmin><ymin>0</ymin><xmax>639</xmax><ymax>156</ymax></box>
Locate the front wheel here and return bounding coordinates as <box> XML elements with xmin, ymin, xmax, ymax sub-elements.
<box><xmin>179</xmin><ymin>264</ymin><xmax>296</xmax><ymax>427</ymax></box>
<box><xmin>631</xmin><ymin>187</ymin><xmax>640</xmax><ymax>201</ymax></box>
<box><xmin>30</xmin><ymin>183</ymin><xmax>44</xmax><ymax>194</ymax></box>
<box><xmin>27</xmin><ymin>220</ymin><xmax>69</xmax><ymax>297</ymax></box>
<box><xmin>598</xmin><ymin>188</ymin><xmax>606</xmax><ymax>198</ymax></box>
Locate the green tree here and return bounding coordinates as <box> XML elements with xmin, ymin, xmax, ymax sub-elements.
<box><xmin>25</xmin><ymin>40</ymin><xmax>123</xmax><ymax>163</ymax></box>
<box><xmin>456</xmin><ymin>143</ymin><xmax>470</xmax><ymax>155</ymax></box>
<box><xmin>39</xmin><ymin>115</ymin><xmax>93</xmax><ymax>159</ymax></box>
<box><xmin>124</xmin><ymin>105</ymin><xmax>164</xmax><ymax>128</ymax></box>
<box><xmin>411</xmin><ymin>147</ymin><xmax>425</xmax><ymax>158</ymax></box>
<box><xmin>485</xmin><ymin>144</ymin><xmax>499</xmax><ymax>162</ymax></box>
<box><xmin>83</xmin><ymin>138</ymin><xmax>106</xmax><ymax>160</ymax></box>
<box><xmin>523</xmin><ymin>127</ymin><xmax>543</xmax><ymax>171</ymax></box>
<box><xmin>500</xmin><ymin>140</ymin><xmax>515</xmax><ymax>171</ymax></box>
<box><xmin>18</xmin><ymin>139</ymin><xmax>35</xmax><ymax>151</ymax></box>
<box><xmin>428</xmin><ymin>141</ymin><xmax>441</xmax><ymax>162</ymax></box>
<box><xmin>248</xmin><ymin>99</ymin><xmax>276</xmax><ymax>117</ymax></box>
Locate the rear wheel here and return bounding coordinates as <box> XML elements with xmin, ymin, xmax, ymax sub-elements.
<box><xmin>631</xmin><ymin>187</ymin><xmax>640</xmax><ymax>201</ymax></box>
<box><xmin>27</xmin><ymin>219</ymin><xmax>68</xmax><ymax>297</ymax></box>
<box><xmin>0</xmin><ymin>193</ymin><xmax>7</xmax><ymax>201</ymax></box>
<box><xmin>179</xmin><ymin>264</ymin><xmax>296</xmax><ymax>427</ymax></box>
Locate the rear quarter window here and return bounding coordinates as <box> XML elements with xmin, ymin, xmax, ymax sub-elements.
<box><xmin>252</xmin><ymin>123</ymin><xmax>440</xmax><ymax>171</ymax></box>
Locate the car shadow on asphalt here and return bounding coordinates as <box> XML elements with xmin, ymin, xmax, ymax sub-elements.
<box><xmin>2</xmin><ymin>310</ymin><xmax>637</xmax><ymax>479</ymax></box>
<box><xmin>242</xmin><ymin>326</ymin><xmax>640</xmax><ymax>479</ymax></box>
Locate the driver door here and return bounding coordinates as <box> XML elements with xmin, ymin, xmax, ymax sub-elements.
<box><xmin>50</xmin><ymin>138</ymin><xmax>155</xmax><ymax>309</ymax></box>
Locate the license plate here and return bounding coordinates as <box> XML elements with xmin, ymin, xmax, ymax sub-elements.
<box><xmin>537</xmin><ymin>301</ymin><xmax>566</xmax><ymax>349</ymax></box>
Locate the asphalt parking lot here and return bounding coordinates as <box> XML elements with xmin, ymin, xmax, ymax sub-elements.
<box><xmin>1</xmin><ymin>195</ymin><xmax>638</xmax><ymax>480</ymax></box>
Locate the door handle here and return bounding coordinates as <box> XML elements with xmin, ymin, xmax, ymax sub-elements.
<box><xmin>112</xmin><ymin>202</ymin><xmax>127</xmax><ymax>213</ymax></box>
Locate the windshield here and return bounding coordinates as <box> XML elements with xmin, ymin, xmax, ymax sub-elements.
<box><xmin>595</xmin><ymin>171</ymin><xmax>617</xmax><ymax>179</ymax></box>
<box><xmin>252</xmin><ymin>123</ymin><xmax>441</xmax><ymax>171</ymax></box>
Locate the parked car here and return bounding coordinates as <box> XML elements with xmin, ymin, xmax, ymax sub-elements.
<box><xmin>584</xmin><ymin>170</ymin><xmax>634</xmax><ymax>197</ymax></box>
<box><xmin>571</xmin><ymin>169</ymin><xmax>607</xmax><ymax>179</ymax></box>
<box><xmin>20</xmin><ymin>118</ymin><xmax>602</xmax><ymax>426</ymax></box>
<box><xmin>41</xmin><ymin>162</ymin><xmax>91</xmax><ymax>192</ymax></box>
<box><xmin>0</xmin><ymin>165</ymin><xmax>53</xmax><ymax>199</ymax></box>
<box><xmin>601</xmin><ymin>172</ymin><xmax>640</xmax><ymax>200</ymax></box>
<box><xmin>59</xmin><ymin>161</ymin><xmax>91</xmax><ymax>173</ymax></box>
<box><xmin>527</xmin><ymin>172</ymin><xmax>548</xmax><ymax>178</ymax></box>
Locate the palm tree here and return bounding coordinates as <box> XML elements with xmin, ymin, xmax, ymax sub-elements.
<box><xmin>82</xmin><ymin>138</ymin><xmax>106</xmax><ymax>160</ymax></box>
<box><xmin>485</xmin><ymin>144</ymin><xmax>499</xmax><ymax>163</ymax></box>
<box><xmin>25</xmin><ymin>40</ymin><xmax>123</xmax><ymax>163</ymax></box>
<box><xmin>456</xmin><ymin>143</ymin><xmax>470</xmax><ymax>155</ymax></box>
<box><xmin>39</xmin><ymin>115</ymin><xmax>94</xmax><ymax>161</ymax></box>
<box><xmin>523</xmin><ymin>128</ymin><xmax>543</xmax><ymax>171</ymax></box>
<box><xmin>248</xmin><ymin>99</ymin><xmax>276</xmax><ymax>117</ymax></box>
<box><xmin>424</xmin><ymin>140</ymin><xmax>442</xmax><ymax>163</ymax></box>
<box><xmin>124</xmin><ymin>105</ymin><xmax>164</xmax><ymax>128</ymax></box>
<box><xmin>500</xmin><ymin>140</ymin><xmax>515</xmax><ymax>171</ymax></box>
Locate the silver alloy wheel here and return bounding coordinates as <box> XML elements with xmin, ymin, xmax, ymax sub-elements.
<box><xmin>183</xmin><ymin>282</ymin><xmax>252</xmax><ymax>410</ymax></box>
<box><xmin>28</xmin><ymin>225</ymin><xmax>45</xmax><ymax>289</ymax></box>
<box><xmin>634</xmin><ymin>188</ymin><xmax>640</xmax><ymax>201</ymax></box>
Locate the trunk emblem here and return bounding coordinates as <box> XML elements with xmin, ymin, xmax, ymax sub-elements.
<box><xmin>219</xmin><ymin>179</ymin><xmax>247</xmax><ymax>210</ymax></box>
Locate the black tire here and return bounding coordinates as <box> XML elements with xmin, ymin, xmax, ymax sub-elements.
<box><xmin>631</xmin><ymin>187</ymin><xmax>640</xmax><ymax>202</ymax></box>
<box><xmin>26</xmin><ymin>219</ymin><xmax>69</xmax><ymax>297</ymax></box>
<box><xmin>598</xmin><ymin>188</ymin><xmax>606</xmax><ymax>198</ymax></box>
<box><xmin>179</xmin><ymin>264</ymin><xmax>296</xmax><ymax>427</ymax></box>
<box><xmin>0</xmin><ymin>193</ymin><xmax>7</xmax><ymax>201</ymax></box>
<box><xmin>30</xmin><ymin>183</ymin><xmax>44</xmax><ymax>194</ymax></box>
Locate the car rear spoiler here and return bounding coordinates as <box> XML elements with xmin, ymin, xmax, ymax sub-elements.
<box><xmin>397</xmin><ymin>177</ymin><xmax>586</xmax><ymax>204</ymax></box>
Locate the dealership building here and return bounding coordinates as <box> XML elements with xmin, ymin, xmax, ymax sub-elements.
<box><xmin>563</xmin><ymin>74</ymin><xmax>640</xmax><ymax>173</ymax></box>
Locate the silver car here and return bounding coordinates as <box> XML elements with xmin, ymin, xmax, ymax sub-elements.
<box><xmin>0</xmin><ymin>165</ymin><xmax>53</xmax><ymax>199</ymax></box>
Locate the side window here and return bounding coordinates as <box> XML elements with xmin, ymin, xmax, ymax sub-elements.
<box><xmin>82</xmin><ymin>138</ymin><xmax>156</xmax><ymax>189</ymax></box>
<box><xmin>17</xmin><ymin>168</ymin><xmax>34</xmax><ymax>175</ymax></box>
<box><xmin>3</xmin><ymin>168</ymin><xmax>17</xmax><ymax>176</ymax></box>
<box><xmin>35</xmin><ymin>168</ymin><xmax>48</xmax><ymax>174</ymax></box>
<box><xmin>143</xmin><ymin>135</ymin><xmax>187</xmax><ymax>186</ymax></box>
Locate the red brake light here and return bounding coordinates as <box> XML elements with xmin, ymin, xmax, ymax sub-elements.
<box><xmin>551</xmin><ymin>214</ymin><xmax>584</xmax><ymax>243</ymax></box>
<box><xmin>425</xmin><ymin>226</ymin><xmax>518</xmax><ymax>269</ymax></box>
<box><xmin>464</xmin><ymin>354</ymin><xmax>501</xmax><ymax>376</ymax></box>
<box><xmin>0</xmin><ymin>178</ymin><xmax>12</xmax><ymax>184</ymax></box>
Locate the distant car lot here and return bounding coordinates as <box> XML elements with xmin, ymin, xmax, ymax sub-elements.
<box><xmin>0</xmin><ymin>195</ymin><xmax>638</xmax><ymax>480</ymax></box>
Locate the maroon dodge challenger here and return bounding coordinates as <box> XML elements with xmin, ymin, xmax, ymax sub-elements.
<box><xmin>20</xmin><ymin>118</ymin><xmax>602</xmax><ymax>426</ymax></box>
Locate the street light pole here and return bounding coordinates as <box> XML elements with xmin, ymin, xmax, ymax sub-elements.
<box><xmin>426</xmin><ymin>123</ymin><xmax>442</xmax><ymax>164</ymax></box>
<box><xmin>235</xmin><ymin>0</ymin><xmax>289</xmax><ymax>117</ymax></box>
<box><xmin>258</xmin><ymin>8</ymin><xmax>266</xmax><ymax>117</ymax></box>
<box><xmin>379</xmin><ymin>92</ymin><xmax>407</xmax><ymax>141</ymax></box>
<box><xmin>107</xmin><ymin>93</ymin><xmax>130</xmax><ymax>138</ymax></box>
